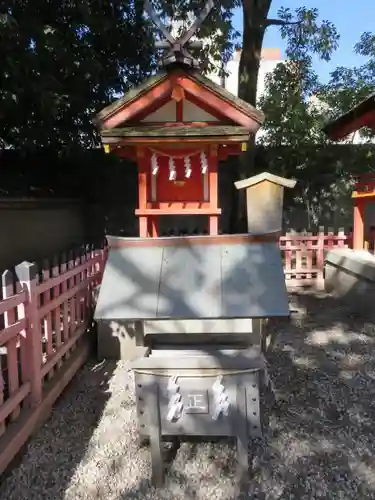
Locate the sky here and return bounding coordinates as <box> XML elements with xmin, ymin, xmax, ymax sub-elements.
<box><xmin>232</xmin><ymin>0</ymin><xmax>373</xmax><ymax>83</ymax></box>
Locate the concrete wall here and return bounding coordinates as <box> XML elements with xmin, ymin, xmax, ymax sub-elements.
<box><xmin>0</xmin><ymin>198</ymin><xmax>85</xmax><ymax>271</ymax></box>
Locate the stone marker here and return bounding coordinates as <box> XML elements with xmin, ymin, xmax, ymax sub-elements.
<box><xmin>235</xmin><ymin>172</ymin><xmax>296</xmax><ymax>234</ymax></box>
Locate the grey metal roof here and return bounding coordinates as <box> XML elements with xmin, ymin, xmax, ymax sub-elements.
<box><xmin>94</xmin><ymin>239</ymin><xmax>289</xmax><ymax>321</ymax></box>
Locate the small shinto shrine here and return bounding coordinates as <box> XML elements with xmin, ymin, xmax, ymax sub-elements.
<box><xmin>94</xmin><ymin>0</ymin><xmax>296</xmax><ymax>487</ymax></box>
<box><xmin>351</xmin><ymin>175</ymin><xmax>375</xmax><ymax>250</ymax></box>
<box><xmin>323</xmin><ymin>93</ymin><xmax>375</xmax><ymax>250</ymax></box>
<box><xmin>94</xmin><ymin>5</ymin><xmax>264</xmax><ymax>237</ymax></box>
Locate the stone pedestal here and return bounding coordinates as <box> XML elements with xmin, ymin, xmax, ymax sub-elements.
<box><xmin>325</xmin><ymin>248</ymin><xmax>375</xmax><ymax>320</ymax></box>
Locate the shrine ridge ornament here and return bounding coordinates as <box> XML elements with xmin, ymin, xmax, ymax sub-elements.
<box><xmin>144</xmin><ymin>0</ymin><xmax>214</xmax><ymax>68</ymax></box>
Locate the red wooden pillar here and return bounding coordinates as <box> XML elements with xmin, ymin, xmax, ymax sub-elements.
<box><xmin>353</xmin><ymin>199</ymin><xmax>365</xmax><ymax>250</ymax></box>
<box><xmin>136</xmin><ymin>148</ymin><xmax>148</xmax><ymax>238</ymax></box>
<box><xmin>208</xmin><ymin>146</ymin><xmax>218</xmax><ymax>236</ymax></box>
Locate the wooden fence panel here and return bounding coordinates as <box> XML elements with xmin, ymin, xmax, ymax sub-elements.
<box><xmin>0</xmin><ymin>272</ymin><xmax>31</xmax><ymax>438</ymax></box>
<box><xmin>279</xmin><ymin>228</ymin><xmax>351</xmax><ymax>287</ymax></box>
<box><xmin>0</xmin><ymin>242</ymin><xmax>107</xmax><ymax>476</ymax></box>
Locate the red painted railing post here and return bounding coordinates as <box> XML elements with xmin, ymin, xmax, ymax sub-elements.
<box><xmin>2</xmin><ymin>270</ymin><xmax>20</xmax><ymax>422</ymax></box>
<box><xmin>316</xmin><ymin>227</ymin><xmax>325</xmax><ymax>287</ymax></box>
<box><xmin>15</xmin><ymin>261</ymin><xmax>42</xmax><ymax>408</ymax></box>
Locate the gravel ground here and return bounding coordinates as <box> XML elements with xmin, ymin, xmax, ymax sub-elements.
<box><xmin>1</xmin><ymin>289</ymin><xmax>375</xmax><ymax>499</ymax></box>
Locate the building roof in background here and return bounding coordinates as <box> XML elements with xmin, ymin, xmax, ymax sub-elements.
<box><xmin>322</xmin><ymin>94</ymin><xmax>375</xmax><ymax>141</ymax></box>
<box><xmin>232</xmin><ymin>48</ymin><xmax>282</xmax><ymax>62</ymax></box>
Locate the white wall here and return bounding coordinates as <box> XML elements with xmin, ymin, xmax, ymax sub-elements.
<box><xmin>207</xmin><ymin>48</ymin><xmax>284</xmax><ymax>103</ymax></box>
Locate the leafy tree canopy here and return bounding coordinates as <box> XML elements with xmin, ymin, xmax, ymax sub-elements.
<box><xmin>317</xmin><ymin>32</ymin><xmax>375</xmax><ymax>142</ymax></box>
<box><xmin>0</xmin><ymin>0</ymin><xmax>155</xmax><ymax>152</ymax></box>
<box><xmin>2</xmin><ymin>0</ymin><xmax>375</xmax><ymax>163</ymax></box>
<box><xmin>1</xmin><ymin>0</ymin><xmax>344</xmax><ymax>155</ymax></box>
<box><xmin>256</xmin><ymin>7</ymin><xmax>375</xmax><ymax>228</ymax></box>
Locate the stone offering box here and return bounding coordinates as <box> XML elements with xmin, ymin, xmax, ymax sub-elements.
<box><xmin>132</xmin><ymin>348</ymin><xmax>265</xmax><ymax>485</ymax></box>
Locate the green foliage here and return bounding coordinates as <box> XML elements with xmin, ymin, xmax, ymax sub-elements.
<box><xmin>255</xmin><ymin>7</ymin><xmax>375</xmax><ymax>226</ymax></box>
<box><xmin>0</xmin><ymin>0</ymin><xmax>155</xmax><ymax>152</ymax></box>
<box><xmin>258</xmin><ymin>7</ymin><xmax>339</xmax><ymax>148</ymax></box>
<box><xmin>152</xmin><ymin>0</ymin><xmax>241</xmax><ymax>76</ymax></box>
<box><xmin>252</xmin><ymin>144</ymin><xmax>375</xmax><ymax>229</ymax></box>
<box><xmin>0</xmin><ymin>0</ymin><xmax>243</xmax><ymax>153</ymax></box>
<box><xmin>258</xmin><ymin>62</ymin><xmax>329</xmax><ymax>147</ymax></box>
<box><xmin>259</xmin><ymin>8</ymin><xmax>375</xmax><ymax>147</ymax></box>
<box><xmin>279</xmin><ymin>7</ymin><xmax>339</xmax><ymax>63</ymax></box>
<box><xmin>317</xmin><ymin>32</ymin><xmax>375</xmax><ymax>142</ymax></box>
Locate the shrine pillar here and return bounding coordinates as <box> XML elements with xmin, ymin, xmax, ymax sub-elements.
<box><xmin>353</xmin><ymin>198</ymin><xmax>365</xmax><ymax>250</ymax></box>
<box><xmin>208</xmin><ymin>145</ymin><xmax>219</xmax><ymax>236</ymax></box>
<box><xmin>136</xmin><ymin>148</ymin><xmax>149</xmax><ymax>238</ymax></box>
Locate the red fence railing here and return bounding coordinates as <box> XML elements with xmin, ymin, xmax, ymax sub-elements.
<box><xmin>0</xmin><ymin>243</ymin><xmax>107</xmax><ymax>475</ymax></box>
<box><xmin>279</xmin><ymin>228</ymin><xmax>351</xmax><ymax>287</ymax></box>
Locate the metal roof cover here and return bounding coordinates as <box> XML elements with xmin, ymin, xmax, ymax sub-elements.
<box><xmin>94</xmin><ymin>236</ymin><xmax>289</xmax><ymax>321</ymax></box>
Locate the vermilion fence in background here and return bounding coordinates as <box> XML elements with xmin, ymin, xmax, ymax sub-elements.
<box><xmin>0</xmin><ymin>243</ymin><xmax>107</xmax><ymax>475</ymax></box>
<box><xmin>279</xmin><ymin>228</ymin><xmax>351</xmax><ymax>287</ymax></box>
<box><xmin>0</xmin><ymin>229</ymin><xmax>353</xmax><ymax>476</ymax></box>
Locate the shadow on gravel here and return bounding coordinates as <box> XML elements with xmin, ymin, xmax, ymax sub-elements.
<box><xmin>258</xmin><ymin>288</ymin><xmax>375</xmax><ymax>499</ymax></box>
<box><xmin>0</xmin><ymin>359</ymin><xmax>115</xmax><ymax>500</ymax></box>
<box><xmin>3</xmin><ymin>284</ymin><xmax>375</xmax><ymax>498</ymax></box>
<box><xmin>119</xmin><ymin>289</ymin><xmax>375</xmax><ymax>499</ymax></box>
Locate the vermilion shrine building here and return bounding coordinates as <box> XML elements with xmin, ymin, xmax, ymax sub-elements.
<box><xmin>95</xmin><ymin>67</ymin><xmax>264</xmax><ymax>237</ymax></box>
<box><xmin>323</xmin><ymin>93</ymin><xmax>375</xmax><ymax>250</ymax></box>
<box><xmin>323</xmin><ymin>94</ymin><xmax>375</xmax><ymax>141</ymax></box>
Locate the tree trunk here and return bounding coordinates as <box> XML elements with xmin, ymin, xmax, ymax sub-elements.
<box><xmin>239</xmin><ymin>0</ymin><xmax>272</xmax><ymax>106</ymax></box>
<box><xmin>230</xmin><ymin>0</ymin><xmax>272</xmax><ymax>232</ymax></box>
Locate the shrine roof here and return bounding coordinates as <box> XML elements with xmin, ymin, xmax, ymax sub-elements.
<box><xmin>234</xmin><ymin>172</ymin><xmax>296</xmax><ymax>190</ymax></box>
<box><xmin>323</xmin><ymin>93</ymin><xmax>375</xmax><ymax>140</ymax></box>
<box><xmin>95</xmin><ymin>72</ymin><xmax>168</xmax><ymax>123</ymax></box>
<box><xmin>95</xmin><ymin>67</ymin><xmax>264</xmax><ymax>128</ymax></box>
<box><xmin>101</xmin><ymin>125</ymin><xmax>249</xmax><ymax>142</ymax></box>
<box><xmin>191</xmin><ymin>69</ymin><xmax>264</xmax><ymax>124</ymax></box>
<box><xmin>94</xmin><ymin>234</ymin><xmax>290</xmax><ymax>321</ymax></box>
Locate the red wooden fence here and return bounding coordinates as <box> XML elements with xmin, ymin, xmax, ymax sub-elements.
<box><xmin>0</xmin><ymin>243</ymin><xmax>107</xmax><ymax>475</ymax></box>
<box><xmin>0</xmin><ymin>229</ymin><xmax>352</xmax><ymax>477</ymax></box>
<box><xmin>279</xmin><ymin>228</ymin><xmax>351</xmax><ymax>287</ymax></box>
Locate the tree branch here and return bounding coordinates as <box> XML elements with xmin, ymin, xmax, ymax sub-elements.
<box><xmin>261</xmin><ymin>19</ymin><xmax>301</xmax><ymax>27</ymax></box>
